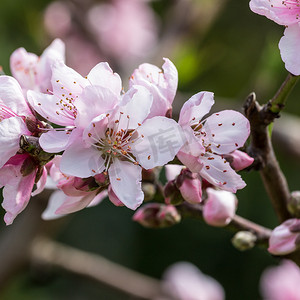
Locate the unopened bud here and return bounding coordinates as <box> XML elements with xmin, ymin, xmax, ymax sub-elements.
<box><xmin>268</xmin><ymin>218</ymin><xmax>300</xmax><ymax>255</ymax></box>
<box><xmin>203</xmin><ymin>188</ymin><xmax>237</xmax><ymax>227</ymax></box>
<box><xmin>224</xmin><ymin>150</ymin><xmax>254</xmax><ymax>171</ymax></box>
<box><xmin>73</xmin><ymin>177</ymin><xmax>99</xmax><ymax>192</ymax></box>
<box><xmin>231</xmin><ymin>231</ymin><xmax>257</xmax><ymax>251</ymax></box>
<box><xmin>164</xmin><ymin>180</ymin><xmax>183</xmax><ymax>205</ymax></box>
<box><xmin>133</xmin><ymin>203</ymin><xmax>181</xmax><ymax>228</ymax></box>
<box><xmin>176</xmin><ymin>169</ymin><xmax>202</xmax><ymax>204</ymax></box>
<box><xmin>94</xmin><ymin>173</ymin><xmax>109</xmax><ymax>187</ymax></box>
<box><xmin>288</xmin><ymin>191</ymin><xmax>300</xmax><ymax>218</ymax></box>
<box><xmin>142</xmin><ymin>183</ymin><xmax>156</xmax><ymax>202</ymax></box>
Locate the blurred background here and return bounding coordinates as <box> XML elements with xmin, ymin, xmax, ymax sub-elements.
<box><xmin>1</xmin><ymin>0</ymin><xmax>300</xmax><ymax>299</ymax></box>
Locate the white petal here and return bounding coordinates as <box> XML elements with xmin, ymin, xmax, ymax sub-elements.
<box><xmin>200</xmin><ymin>154</ymin><xmax>246</xmax><ymax>193</ymax></box>
<box><xmin>108</xmin><ymin>159</ymin><xmax>143</xmax><ymax>210</ymax></box>
<box><xmin>178</xmin><ymin>92</ymin><xmax>214</xmax><ymax>126</ymax></box>
<box><xmin>0</xmin><ymin>117</ymin><xmax>29</xmax><ymax>168</ymax></box>
<box><xmin>131</xmin><ymin>117</ymin><xmax>186</xmax><ymax>169</ymax></box>
<box><xmin>27</xmin><ymin>90</ymin><xmax>76</xmax><ymax>126</ymax></box>
<box><xmin>60</xmin><ymin>140</ymin><xmax>105</xmax><ymax>177</ymax></box>
<box><xmin>42</xmin><ymin>190</ymin><xmax>66</xmax><ymax>220</ymax></box>
<box><xmin>279</xmin><ymin>24</ymin><xmax>300</xmax><ymax>76</ymax></box>
<box><xmin>0</xmin><ymin>76</ymin><xmax>32</xmax><ymax>116</ymax></box>
<box><xmin>39</xmin><ymin>130</ymin><xmax>72</xmax><ymax>153</ymax></box>
<box><xmin>162</xmin><ymin>57</ymin><xmax>178</xmax><ymax>104</ymax></box>
<box><xmin>204</xmin><ymin>110</ymin><xmax>250</xmax><ymax>154</ymax></box>
<box><xmin>165</xmin><ymin>164</ymin><xmax>184</xmax><ymax>181</ymax></box>
<box><xmin>87</xmin><ymin>62</ymin><xmax>122</xmax><ymax>96</ymax></box>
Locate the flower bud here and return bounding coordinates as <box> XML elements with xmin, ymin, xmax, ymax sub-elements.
<box><xmin>268</xmin><ymin>218</ymin><xmax>300</xmax><ymax>255</ymax></box>
<box><xmin>288</xmin><ymin>191</ymin><xmax>300</xmax><ymax>218</ymax></box>
<box><xmin>164</xmin><ymin>180</ymin><xmax>183</xmax><ymax>205</ymax></box>
<box><xmin>142</xmin><ymin>183</ymin><xmax>156</xmax><ymax>202</ymax></box>
<box><xmin>176</xmin><ymin>169</ymin><xmax>202</xmax><ymax>204</ymax></box>
<box><xmin>224</xmin><ymin>150</ymin><xmax>254</xmax><ymax>171</ymax></box>
<box><xmin>133</xmin><ymin>203</ymin><xmax>181</xmax><ymax>228</ymax></box>
<box><xmin>231</xmin><ymin>231</ymin><xmax>257</xmax><ymax>251</ymax></box>
<box><xmin>203</xmin><ymin>188</ymin><xmax>237</xmax><ymax>227</ymax></box>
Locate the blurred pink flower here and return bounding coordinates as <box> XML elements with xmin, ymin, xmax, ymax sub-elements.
<box><xmin>249</xmin><ymin>0</ymin><xmax>300</xmax><ymax>75</ymax></box>
<box><xmin>203</xmin><ymin>188</ymin><xmax>237</xmax><ymax>227</ymax></box>
<box><xmin>161</xmin><ymin>262</ymin><xmax>225</xmax><ymax>300</ymax></box>
<box><xmin>268</xmin><ymin>218</ymin><xmax>300</xmax><ymax>255</ymax></box>
<box><xmin>87</xmin><ymin>0</ymin><xmax>158</xmax><ymax>62</ymax></box>
<box><xmin>260</xmin><ymin>260</ymin><xmax>300</xmax><ymax>300</ymax></box>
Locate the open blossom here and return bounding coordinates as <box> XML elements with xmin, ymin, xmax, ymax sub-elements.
<box><xmin>249</xmin><ymin>0</ymin><xmax>300</xmax><ymax>75</ymax></box>
<box><xmin>27</xmin><ymin>60</ymin><xmax>122</xmax><ymax>153</ymax></box>
<box><xmin>161</xmin><ymin>262</ymin><xmax>225</xmax><ymax>300</ymax></box>
<box><xmin>177</xmin><ymin>91</ymin><xmax>250</xmax><ymax>193</ymax></box>
<box><xmin>10</xmin><ymin>39</ymin><xmax>65</xmax><ymax>93</ymax></box>
<box><xmin>260</xmin><ymin>260</ymin><xmax>300</xmax><ymax>300</ymax></box>
<box><xmin>129</xmin><ymin>58</ymin><xmax>178</xmax><ymax>118</ymax></box>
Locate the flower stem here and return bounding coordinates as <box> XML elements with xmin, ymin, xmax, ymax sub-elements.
<box><xmin>269</xmin><ymin>73</ymin><xmax>299</xmax><ymax>114</ymax></box>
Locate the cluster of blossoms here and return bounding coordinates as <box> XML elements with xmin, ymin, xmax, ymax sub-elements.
<box><xmin>250</xmin><ymin>0</ymin><xmax>300</xmax><ymax>75</ymax></box>
<box><xmin>0</xmin><ymin>39</ymin><xmax>252</xmax><ymax>227</ymax></box>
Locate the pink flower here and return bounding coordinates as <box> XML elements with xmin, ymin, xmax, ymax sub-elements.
<box><xmin>268</xmin><ymin>218</ymin><xmax>300</xmax><ymax>255</ymax></box>
<box><xmin>0</xmin><ymin>154</ymin><xmax>47</xmax><ymax>225</ymax></box>
<box><xmin>27</xmin><ymin>61</ymin><xmax>122</xmax><ymax>153</ymax></box>
<box><xmin>177</xmin><ymin>91</ymin><xmax>250</xmax><ymax>193</ymax></box>
<box><xmin>10</xmin><ymin>39</ymin><xmax>65</xmax><ymax>93</ymax></box>
<box><xmin>223</xmin><ymin>150</ymin><xmax>254</xmax><ymax>171</ymax></box>
<box><xmin>249</xmin><ymin>0</ymin><xmax>300</xmax><ymax>75</ymax></box>
<box><xmin>129</xmin><ymin>58</ymin><xmax>178</xmax><ymax>118</ymax></box>
<box><xmin>260</xmin><ymin>260</ymin><xmax>300</xmax><ymax>300</ymax></box>
<box><xmin>161</xmin><ymin>262</ymin><xmax>225</xmax><ymax>300</ymax></box>
<box><xmin>39</xmin><ymin>81</ymin><xmax>184</xmax><ymax>209</ymax></box>
<box><xmin>203</xmin><ymin>188</ymin><xmax>237</xmax><ymax>227</ymax></box>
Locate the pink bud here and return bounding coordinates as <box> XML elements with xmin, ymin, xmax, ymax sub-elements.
<box><xmin>224</xmin><ymin>150</ymin><xmax>254</xmax><ymax>171</ymax></box>
<box><xmin>260</xmin><ymin>260</ymin><xmax>300</xmax><ymax>300</ymax></box>
<box><xmin>268</xmin><ymin>218</ymin><xmax>300</xmax><ymax>255</ymax></box>
<box><xmin>176</xmin><ymin>169</ymin><xmax>202</xmax><ymax>204</ymax></box>
<box><xmin>108</xmin><ymin>185</ymin><xmax>124</xmax><ymax>207</ymax></box>
<box><xmin>133</xmin><ymin>203</ymin><xmax>181</xmax><ymax>228</ymax></box>
<box><xmin>164</xmin><ymin>180</ymin><xmax>183</xmax><ymax>205</ymax></box>
<box><xmin>203</xmin><ymin>188</ymin><xmax>237</xmax><ymax>227</ymax></box>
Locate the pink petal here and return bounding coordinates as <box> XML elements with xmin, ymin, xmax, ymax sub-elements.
<box><xmin>0</xmin><ymin>76</ymin><xmax>32</xmax><ymax>116</ymax></box>
<box><xmin>87</xmin><ymin>190</ymin><xmax>107</xmax><ymax>207</ymax></box>
<box><xmin>31</xmin><ymin>167</ymin><xmax>47</xmax><ymax>196</ymax></box>
<box><xmin>55</xmin><ymin>192</ymin><xmax>97</xmax><ymax>214</ymax></box>
<box><xmin>279</xmin><ymin>24</ymin><xmax>300</xmax><ymax>76</ymax></box>
<box><xmin>199</xmin><ymin>154</ymin><xmax>246</xmax><ymax>193</ymax></box>
<box><xmin>60</xmin><ymin>140</ymin><xmax>105</xmax><ymax>177</ymax></box>
<box><xmin>177</xmin><ymin>150</ymin><xmax>204</xmax><ymax>174</ymax></box>
<box><xmin>0</xmin><ymin>117</ymin><xmax>30</xmax><ymax>168</ymax></box>
<box><xmin>2</xmin><ymin>168</ymin><xmax>36</xmax><ymax>225</ymax></box>
<box><xmin>75</xmin><ymin>85</ymin><xmax>119</xmax><ymax>128</ymax></box>
<box><xmin>179</xmin><ymin>174</ymin><xmax>202</xmax><ymax>204</ymax></box>
<box><xmin>178</xmin><ymin>91</ymin><xmax>215</xmax><ymax>126</ymax></box>
<box><xmin>204</xmin><ymin>110</ymin><xmax>250</xmax><ymax>154</ymax></box>
<box><xmin>108</xmin><ymin>159</ymin><xmax>144</xmax><ymax>210</ymax></box>
<box><xmin>131</xmin><ymin>117</ymin><xmax>186</xmax><ymax>169</ymax></box>
<box><xmin>249</xmin><ymin>0</ymin><xmax>300</xmax><ymax>26</ymax></box>
<box><xmin>112</xmin><ymin>85</ymin><xmax>152</xmax><ymax>129</ymax></box>
<box><xmin>87</xmin><ymin>62</ymin><xmax>122</xmax><ymax>96</ymax></box>
<box><xmin>162</xmin><ymin>58</ymin><xmax>178</xmax><ymax>105</ymax></box>
<box><xmin>108</xmin><ymin>185</ymin><xmax>124</xmax><ymax>206</ymax></box>
<box><xmin>27</xmin><ymin>90</ymin><xmax>76</xmax><ymax>126</ymax></box>
<box><xmin>39</xmin><ymin>130</ymin><xmax>73</xmax><ymax>153</ymax></box>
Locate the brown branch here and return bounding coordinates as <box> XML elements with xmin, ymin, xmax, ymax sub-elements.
<box><xmin>30</xmin><ymin>237</ymin><xmax>161</xmax><ymax>300</ymax></box>
<box><xmin>177</xmin><ymin>202</ymin><xmax>271</xmax><ymax>246</ymax></box>
<box><xmin>244</xmin><ymin>93</ymin><xmax>291</xmax><ymax>222</ymax></box>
